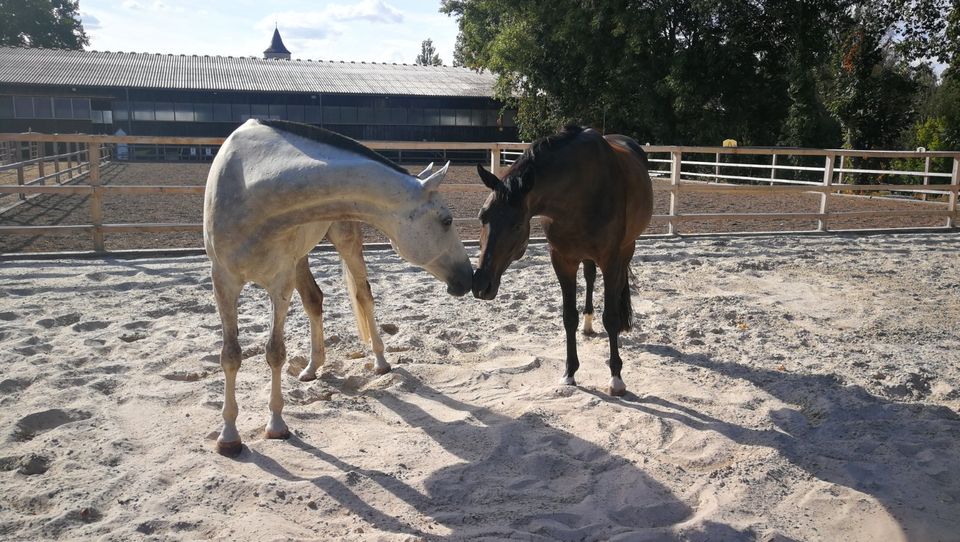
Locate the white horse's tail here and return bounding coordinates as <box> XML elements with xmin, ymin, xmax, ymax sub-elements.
<box><xmin>341</xmin><ymin>259</ymin><xmax>372</xmax><ymax>344</ymax></box>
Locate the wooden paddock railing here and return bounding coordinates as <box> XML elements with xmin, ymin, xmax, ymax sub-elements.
<box><xmin>0</xmin><ymin>132</ymin><xmax>957</xmax><ymax>254</ymax></box>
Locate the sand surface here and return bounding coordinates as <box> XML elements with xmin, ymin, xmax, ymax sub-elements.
<box><xmin>1</xmin><ymin>232</ymin><xmax>959</xmax><ymax>541</ymax></box>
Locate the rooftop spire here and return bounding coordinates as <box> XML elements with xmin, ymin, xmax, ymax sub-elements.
<box><xmin>264</xmin><ymin>27</ymin><xmax>291</xmax><ymax>60</ymax></box>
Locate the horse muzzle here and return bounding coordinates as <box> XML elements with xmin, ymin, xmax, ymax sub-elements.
<box><xmin>445</xmin><ymin>262</ymin><xmax>473</xmax><ymax>297</ymax></box>
<box><xmin>471</xmin><ymin>268</ymin><xmax>500</xmax><ymax>300</ymax></box>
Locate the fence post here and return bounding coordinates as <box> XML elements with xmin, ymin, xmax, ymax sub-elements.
<box><xmin>837</xmin><ymin>155</ymin><xmax>846</xmax><ymax>185</ymax></box>
<box><xmin>819</xmin><ymin>153</ymin><xmax>834</xmax><ymax>231</ymax></box>
<box><xmin>669</xmin><ymin>150</ymin><xmax>681</xmax><ymax>235</ymax></box>
<box><xmin>715</xmin><ymin>152</ymin><xmax>720</xmax><ymax>183</ymax></box>
<box><xmin>88</xmin><ymin>143</ymin><xmax>105</xmax><ymax>251</ymax></box>
<box><xmin>17</xmin><ymin>164</ymin><xmax>25</xmax><ymax>200</ymax></box>
<box><xmin>489</xmin><ymin>144</ymin><xmax>501</xmax><ymax>177</ymax></box>
<box><xmin>769</xmin><ymin>154</ymin><xmax>777</xmax><ymax>186</ymax></box>
<box><xmin>53</xmin><ymin>142</ymin><xmax>61</xmax><ymax>183</ymax></box>
<box><xmin>948</xmin><ymin>157</ymin><xmax>959</xmax><ymax>229</ymax></box>
<box><xmin>37</xmin><ymin>143</ymin><xmax>45</xmax><ymax>182</ymax></box>
<box><xmin>922</xmin><ymin>155</ymin><xmax>931</xmax><ymax>201</ymax></box>
<box><xmin>67</xmin><ymin>143</ymin><xmax>74</xmax><ymax>179</ymax></box>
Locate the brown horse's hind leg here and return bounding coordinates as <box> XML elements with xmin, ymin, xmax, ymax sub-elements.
<box><xmin>600</xmin><ymin>259</ymin><xmax>630</xmax><ymax>396</ymax></box>
<box><xmin>550</xmin><ymin>247</ymin><xmax>581</xmax><ymax>386</ymax></box>
<box><xmin>582</xmin><ymin>260</ymin><xmax>597</xmax><ymax>335</ymax></box>
<box><xmin>295</xmin><ymin>256</ymin><xmax>325</xmax><ymax>382</ymax></box>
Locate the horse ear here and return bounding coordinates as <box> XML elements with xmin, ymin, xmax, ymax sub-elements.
<box><xmin>416</xmin><ymin>162</ymin><xmax>434</xmax><ymax>180</ymax></box>
<box><xmin>420</xmin><ymin>161</ymin><xmax>450</xmax><ymax>192</ymax></box>
<box><xmin>477</xmin><ymin>164</ymin><xmax>501</xmax><ymax>191</ymax></box>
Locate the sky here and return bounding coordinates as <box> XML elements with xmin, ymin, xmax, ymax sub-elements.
<box><xmin>78</xmin><ymin>0</ymin><xmax>460</xmax><ymax>65</ymax></box>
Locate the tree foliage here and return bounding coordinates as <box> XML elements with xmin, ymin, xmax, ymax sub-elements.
<box><xmin>442</xmin><ymin>0</ymin><xmax>954</xmax><ymax>149</ymax></box>
<box><xmin>415</xmin><ymin>38</ymin><xmax>443</xmax><ymax>66</ymax></box>
<box><xmin>0</xmin><ymin>0</ymin><xmax>88</xmax><ymax>49</ymax></box>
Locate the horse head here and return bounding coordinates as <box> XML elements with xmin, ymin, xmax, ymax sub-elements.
<box><xmin>387</xmin><ymin>162</ymin><xmax>473</xmax><ymax>297</ymax></box>
<box><xmin>472</xmin><ymin>164</ymin><xmax>532</xmax><ymax>300</ymax></box>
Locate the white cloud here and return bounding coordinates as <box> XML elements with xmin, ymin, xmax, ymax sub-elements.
<box><xmin>260</xmin><ymin>0</ymin><xmax>405</xmax><ymax>45</ymax></box>
<box><xmin>81</xmin><ymin>12</ymin><xmax>102</xmax><ymax>31</ymax></box>
<box><xmin>122</xmin><ymin>0</ymin><xmax>142</xmax><ymax>9</ymax></box>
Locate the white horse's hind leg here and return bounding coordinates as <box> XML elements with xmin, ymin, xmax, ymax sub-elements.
<box><xmin>295</xmin><ymin>256</ymin><xmax>325</xmax><ymax>382</ymax></box>
<box><xmin>328</xmin><ymin>222</ymin><xmax>390</xmax><ymax>375</ymax></box>
<box><xmin>265</xmin><ymin>278</ymin><xmax>295</xmax><ymax>440</ymax></box>
<box><xmin>212</xmin><ymin>268</ymin><xmax>244</xmax><ymax>456</ymax></box>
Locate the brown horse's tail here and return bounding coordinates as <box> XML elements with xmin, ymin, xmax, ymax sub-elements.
<box><xmin>619</xmin><ymin>267</ymin><xmax>637</xmax><ymax>332</ymax></box>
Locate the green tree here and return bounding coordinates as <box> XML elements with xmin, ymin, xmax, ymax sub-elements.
<box><xmin>0</xmin><ymin>0</ymin><xmax>88</xmax><ymax>49</ymax></box>
<box><xmin>415</xmin><ymin>38</ymin><xmax>443</xmax><ymax>66</ymax></box>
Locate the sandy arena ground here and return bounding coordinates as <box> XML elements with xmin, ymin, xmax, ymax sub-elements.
<box><xmin>1</xmin><ymin>232</ymin><xmax>959</xmax><ymax>541</ymax></box>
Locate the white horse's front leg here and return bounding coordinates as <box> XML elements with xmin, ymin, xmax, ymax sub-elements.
<box><xmin>295</xmin><ymin>256</ymin><xmax>326</xmax><ymax>382</ymax></box>
<box><xmin>265</xmin><ymin>284</ymin><xmax>293</xmax><ymax>440</ymax></box>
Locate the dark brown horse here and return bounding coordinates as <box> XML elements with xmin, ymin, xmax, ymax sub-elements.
<box><xmin>472</xmin><ymin>126</ymin><xmax>653</xmax><ymax>396</ymax></box>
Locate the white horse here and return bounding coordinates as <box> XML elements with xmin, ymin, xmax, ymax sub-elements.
<box><xmin>203</xmin><ymin>119</ymin><xmax>473</xmax><ymax>456</ymax></box>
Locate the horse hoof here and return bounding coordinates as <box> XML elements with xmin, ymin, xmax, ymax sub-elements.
<box><xmin>582</xmin><ymin>314</ymin><xmax>595</xmax><ymax>335</ymax></box>
<box><xmin>374</xmin><ymin>364</ymin><xmax>392</xmax><ymax>376</ymax></box>
<box><xmin>298</xmin><ymin>370</ymin><xmax>317</xmax><ymax>382</ymax></box>
<box><xmin>265</xmin><ymin>428</ymin><xmax>291</xmax><ymax>440</ymax></box>
<box><xmin>609</xmin><ymin>377</ymin><xmax>627</xmax><ymax>397</ymax></box>
<box><xmin>216</xmin><ymin>440</ymin><xmax>243</xmax><ymax>457</ymax></box>
<box><xmin>561</xmin><ymin>376</ymin><xmax>577</xmax><ymax>386</ymax></box>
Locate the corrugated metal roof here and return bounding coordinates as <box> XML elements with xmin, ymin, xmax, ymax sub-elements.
<box><xmin>0</xmin><ymin>47</ymin><xmax>498</xmax><ymax>98</ymax></box>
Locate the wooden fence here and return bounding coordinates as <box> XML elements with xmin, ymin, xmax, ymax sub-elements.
<box><xmin>0</xmin><ymin>132</ymin><xmax>957</xmax><ymax>254</ymax></box>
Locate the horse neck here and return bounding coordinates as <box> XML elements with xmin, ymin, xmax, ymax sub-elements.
<box><xmin>525</xmin><ymin>159</ymin><xmax>597</xmax><ymax>220</ymax></box>
<box><xmin>245</xmin><ymin>163</ymin><xmax>420</xmax><ymax>237</ymax></box>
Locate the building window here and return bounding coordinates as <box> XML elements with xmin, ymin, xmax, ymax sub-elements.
<box><xmin>268</xmin><ymin>104</ymin><xmax>286</xmax><ymax>120</ymax></box>
<box><xmin>322</xmin><ymin>106</ymin><xmax>340</xmax><ymax>123</ymax></box>
<box><xmin>287</xmin><ymin>104</ymin><xmax>304</xmax><ymax>123</ymax></box>
<box><xmin>423</xmin><ymin>108</ymin><xmax>439</xmax><ymax>126</ymax></box>
<box><xmin>213</xmin><ymin>103</ymin><xmax>231</xmax><ymax>122</ymax></box>
<box><xmin>251</xmin><ymin>104</ymin><xmax>269</xmax><ymax>118</ymax></box>
<box><xmin>114</xmin><ymin>101</ymin><xmax>129</xmax><ymax>122</ymax></box>
<box><xmin>0</xmin><ymin>96</ymin><xmax>13</xmax><ymax>118</ymax></box>
<box><xmin>195</xmin><ymin>103</ymin><xmax>214</xmax><ymax>122</ymax></box>
<box><xmin>133</xmin><ymin>101</ymin><xmax>155</xmax><ymax>121</ymax></box>
<box><xmin>14</xmin><ymin>96</ymin><xmax>34</xmax><ymax>118</ymax></box>
<box><xmin>456</xmin><ymin>109</ymin><xmax>472</xmax><ymax>126</ymax></box>
<box><xmin>305</xmin><ymin>105</ymin><xmax>321</xmax><ymax>124</ymax></box>
<box><xmin>407</xmin><ymin>108</ymin><xmax>423</xmax><ymax>125</ymax></box>
<box><xmin>232</xmin><ymin>103</ymin><xmax>250</xmax><ymax>122</ymax></box>
<box><xmin>91</xmin><ymin>110</ymin><xmax>113</xmax><ymax>124</ymax></box>
<box><xmin>174</xmin><ymin>102</ymin><xmax>194</xmax><ymax>122</ymax></box>
<box><xmin>440</xmin><ymin>109</ymin><xmax>456</xmax><ymax>126</ymax></box>
<box><xmin>72</xmin><ymin>98</ymin><xmax>90</xmax><ymax>120</ymax></box>
<box><xmin>340</xmin><ymin>106</ymin><xmax>357</xmax><ymax>124</ymax></box>
<box><xmin>33</xmin><ymin>97</ymin><xmax>53</xmax><ymax>118</ymax></box>
<box><xmin>155</xmin><ymin>102</ymin><xmax>175</xmax><ymax>121</ymax></box>
<box><xmin>53</xmin><ymin>98</ymin><xmax>73</xmax><ymax>119</ymax></box>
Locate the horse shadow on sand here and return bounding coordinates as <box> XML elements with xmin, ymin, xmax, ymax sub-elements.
<box><xmin>239</xmin><ymin>368</ymin><xmax>765</xmax><ymax>541</ymax></box>
<box><xmin>599</xmin><ymin>343</ymin><xmax>960</xmax><ymax>540</ymax></box>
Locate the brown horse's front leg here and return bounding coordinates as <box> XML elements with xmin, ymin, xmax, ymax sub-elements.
<box><xmin>550</xmin><ymin>248</ymin><xmax>581</xmax><ymax>386</ymax></box>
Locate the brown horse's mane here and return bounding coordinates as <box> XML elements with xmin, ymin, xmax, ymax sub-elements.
<box><xmin>498</xmin><ymin>125</ymin><xmax>586</xmax><ymax>205</ymax></box>
<box><xmin>259</xmin><ymin>119</ymin><xmax>410</xmax><ymax>175</ymax></box>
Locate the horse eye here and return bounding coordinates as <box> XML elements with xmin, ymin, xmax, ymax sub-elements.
<box><xmin>442</xmin><ymin>216</ymin><xmax>453</xmax><ymax>227</ymax></box>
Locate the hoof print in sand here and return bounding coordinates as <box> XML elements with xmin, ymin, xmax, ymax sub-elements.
<box><xmin>12</xmin><ymin>408</ymin><xmax>92</xmax><ymax>442</ymax></box>
<box><xmin>72</xmin><ymin>321</ymin><xmax>110</xmax><ymax>333</ymax></box>
<box><xmin>0</xmin><ymin>453</ymin><xmax>52</xmax><ymax>475</ymax></box>
<box><xmin>36</xmin><ymin>313</ymin><xmax>81</xmax><ymax>329</ymax></box>
<box><xmin>162</xmin><ymin>371</ymin><xmax>211</xmax><ymax>382</ymax></box>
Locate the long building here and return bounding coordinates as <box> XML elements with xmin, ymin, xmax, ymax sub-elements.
<box><xmin>0</xmin><ymin>29</ymin><xmax>518</xmax><ymax>143</ymax></box>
